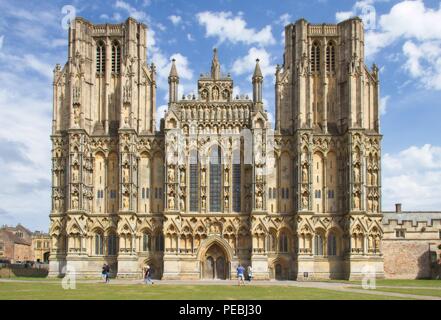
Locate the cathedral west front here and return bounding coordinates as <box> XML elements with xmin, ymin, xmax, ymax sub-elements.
<box><xmin>48</xmin><ymin>16</ymin><xmax>384</xmax><ymax>280</ymax></box>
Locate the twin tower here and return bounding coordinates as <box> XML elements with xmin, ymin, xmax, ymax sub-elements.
<box><xmin>49</xmin><ymin>16</ymin><xmax>383</xmax><ymax>280</ymax></box>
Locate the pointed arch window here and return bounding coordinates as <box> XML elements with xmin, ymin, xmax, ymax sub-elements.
<box><xmin>142</xmin><ymin>233</ymin><xmax>151</xmax><ymax>252</ymax></box>
<box><xmin>311</xmin><ymin>41</ymin><xmax>320</xmax><ymax>73</ymax></box>
<box><xmin>314</xmin><ymin>234</ymin><xmax>324</xmax><ymax>256</ymax></box>
<box><xmin>209</xmin><ymin>146</ymin><xmax>222</xmax><ymax>212</ymax></box>
<box><xmin>111</xmin><ymin>41</ymin><xmax>121</xmax><ymax>74</ymax></box>
<box><xmin>189</xmin><ymin>150</ymin><xmax>199</xmax><ymax>212</ymax></box>
<box><xmin>95</xmin><ymin>233</ymin><xmax>104</xmax><ymax>255</ymax></box>
<box><xmin>326</xmin><ymin>41</ymin><xmax>336</xmax><ymax>72</ymax></box>
<box><xmin>279</xmin><ymin>232</ymin><xmax>288</xmax><ymax>253</ymax></box>
<box><xmin>328</xmin><ymin>233</ymin><xmax>337</xmax><ymax>256</ymax></box>
<box><xmin>107</xmin><ymin>232</ymin><xmax>117</xmax><ymax>255</ymax></box>
<box><xmin>232</xmin><ymin>148</ymin><xmax>241</xmax><ymax>212</ymax></box>
<box><xmin>96</xmin><ymin>40</ymin><xmax>106</xmax><ymax>75</ymax></box>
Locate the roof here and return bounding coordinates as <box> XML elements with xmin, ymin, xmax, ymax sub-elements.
<box><xmin>0</xmin><ymin>229</ymin><xmax>31</xmax><ymax>246</ymax></box>
<box><xmin>382</xmin><ymin>211</ymin><xmax>441</xmax><ymax>224</ymax></box>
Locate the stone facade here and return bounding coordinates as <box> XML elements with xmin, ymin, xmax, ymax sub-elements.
<box><xmin>32</xmin><ymin>232</ymin><xmax>51</xmax><ymax>263</ymax></box>
<box><xmin>0</xmin><ymin>224</ymin><xmax>34</xmax><ymax>263</ymax></box>
<box><xmin>48</xmin><ymin>16</ymin><xmax>384</xmax><ymax>280</ymax></box>
<box><xmin>382</xmin><ymin>207</ymin><xmax>441</xmax><ymax>279</ymax></box>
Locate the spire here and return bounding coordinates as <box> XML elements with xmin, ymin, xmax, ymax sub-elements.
<box><xmin>253</xmin><ymin>58</ymin><xmax>263</xmax><ymax>79</ymax></box>
<box><xmin>169</xmin><ymin>58</ymin><xmax>178</xmax><ymax>79</ymax></box>
<box><xmin>168</xmin><ymin>58</ymin><xmax>179</xmax><ymax>103</ymax></box>
<box><xmin>211</xmin><ymin>48</ymin><xmax>220</xmax><ymax>80</ymax></box>
<box><xmin>252</xmin><ymin>59</ymin><xmax>263</xmax><ymax>106</ymax></box>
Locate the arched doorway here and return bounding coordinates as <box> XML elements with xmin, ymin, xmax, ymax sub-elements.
<box><xmin>202</xmin><ymin>243</ymin><xmax>228</xmax><ymax>279</ymax></box>
<box><xmin>43</xmin><ymin>252</ymin><xmax>50</xmax><ymax>263</ymax></box>
<box><xmin>275</xmin><ymin>264</ymin><xmax>283</xmax><ymax>280</ymax></box>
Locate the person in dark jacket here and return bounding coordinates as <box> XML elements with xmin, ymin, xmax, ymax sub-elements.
<box><xmin>144</xmin><ymin>265</ymin><xmax>154</xmax><ymax>284</ymax></box>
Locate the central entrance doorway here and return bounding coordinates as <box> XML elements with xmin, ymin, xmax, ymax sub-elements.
<box><xmin>202</xmin><ymin>243</ymin><xmax>228</xmax><ymax>279</ymax></box>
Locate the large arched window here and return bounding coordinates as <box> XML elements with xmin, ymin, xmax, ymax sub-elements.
<box><xmin>267</xmin><ymin>229</ymin><xmax>277</xmax><ymax>252</ymax></box>
<box><xmin>96</xmin><ymin>40</ymin><xmax>105</xmax><ymax>74</ymax></box>
<box><xmin>95</xmin><ymin>232</ymin><xmax>104</xmax><ymax>255</ymax></box>
<box><xmin>326</xmin><ymin>41</ymin><xmax>336</xmax><ymax>72</ymax></box>
<box><xmin>107</xmin><ymin>232</ymin><xmax>117</xmax><ymax>255</ymax></box>
<box><xmin>279</xmin><ymin>232</ymin><xmax>288</xmax><ymax>253</ymax></box>
<box><xmin>142</xmin><ymin>232</ymin><xmax>151</xmax><ymax>252</ymax></box>
<box><xmin>209</xmin><ymin>146</ymin><xmax>222</xmax><ymax>212</ymax></box>
<box><xmin>189</xmin><ymin>150</ymin><xmax>199</xmax><ymax>211</ymax></box>
<box><xmin>314</xmin><ymin>233</ymin><xmax>324</xmax><ymax>256</ymax></box>
<box><xmin>154</xmin><ymin>233</ymin><xmax>164</xmax><ymax>252</ymax></box>
<box><xmin>111</xmin><ymin>40</ymin><xmax>121</xmax><ymax>74</ymax></box>
<box><xmin>327</xmin><ymin>232</ymin><xmax>337</xmax><ymax>256</ymax></box>
<box><xmin>311</xmin><ymin>41</ymin><xmax>320</xmax><ymax>73</ymax></box>
<box><xmin>232</xmin><ymin>148</ymin><xmax>241</xmax><ymax>212</ymax></box>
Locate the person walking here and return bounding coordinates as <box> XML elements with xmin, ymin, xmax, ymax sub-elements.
<box><xmin>236</xmin><ymin>264</ymin><xmax>245</xmax><ymax>286</ymax></box>
<box><xmin>105</xmin><ymin>264</ymin><xmax>110</xmax><ymax>283</ymax></box>
<box><xmin>247</xmin><ymin>265</ymin><xmax>253</xmax><ymax>282</ymax></box>
<box><xmin>144</xmin><ymin>265</ymin><xmax>154</xmax><ymax>285</ymax></box>
<box><xmin>101</xmin><ymin>264</ymin><xmax>107</xmax><ymax>283</ymax></box>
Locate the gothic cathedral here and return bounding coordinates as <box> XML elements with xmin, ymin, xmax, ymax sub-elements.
<box><xmin>49</xmin><ymin>16</ymin><xmax>384</xmax><ymax>280</ymax></box>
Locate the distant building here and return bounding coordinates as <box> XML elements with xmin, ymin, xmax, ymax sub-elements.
<box><xmin>382</xmin><ymin>204</ymin><xmax>441</xmax><ymax>279</ymax></box>
<box><xmin>0</xmin><ymin>224</ymin><xmax>34</xmax><ymax>263</ymax></box>
<box><xmin>32</xmin><ymin>231</ymin><xmax>51</xmax><ymax>263</ymax></box>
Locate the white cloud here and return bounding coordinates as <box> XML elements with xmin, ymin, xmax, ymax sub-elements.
<box><xmin>337</xmin><ymin>0</ymin><xmax>441</xmax><ymax>91</ymax></box>
<box><xmin>382</xmin><ymin>144</ymin><xmax>441</xmax><ymax>211</ymax></box>
<box><xmin>277</xmin><ymin>13</ymin><xmax>292</xmax><ymax>26</ymax></box>
<box><xmin>168</xmin><ymin>15</ymin><xmax>182</xmax><ymax>26</ymax></box>
<box><xmin>196</xmin><ymin>11</ymin><xmax>275</xmax><ymax>46</ymax></box>
<box><xmin>187</xmin><ymin>33</ymin><xmax>195</xmax><ymax>41</ymax></box>
<box><xmin>379</xmin><ymin>95</ymin><xmax>390</xmax><ymax>115</ymax></box>
<box><xmin>232</xmin><ymin>47</ymin><xmax>275</xmax><ymax>79</ymax></box>
<box><xmin>23</xmin><ymin>54</ymin><xmax>53</xmax><ymax>79</ymax></box>
<box><xmin>114</xmin><ymin>0</ymin><xmax>147</xmax><ymax>21</ymax></box>
<box><xmin>402</xmin><ymin>40</ymin><xmax>441</xmax><ymax>90</ymax></box>
<box><xmin>0</xmin><ymin>36</ymin><xmax>4</xmax><ymax>50</ymax></box>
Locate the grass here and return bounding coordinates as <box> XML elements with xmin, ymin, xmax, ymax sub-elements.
<box><xmin>0</xmin><ymin>282</ymin><xmax>409</xmax><ymax>300</ymax></box>
<box><xmin>369</xmin><ymin>287</ymin><xmax>441</xmax><ymax>298</ymax></box>
<box><xmin>322</xmin><ymin>279</ymin><xmax>441</xmax><ymax>288</ymax></box>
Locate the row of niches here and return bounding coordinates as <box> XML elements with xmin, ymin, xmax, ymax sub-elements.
<box><xmin>179</xmin><ymin>93</ymin><xmax>251</xmax><ymax>101</ymax></box>
<box><xmin>179</xmin><ymin>105</ymin><xmax>252</xmax><ymax>123</ymax></box>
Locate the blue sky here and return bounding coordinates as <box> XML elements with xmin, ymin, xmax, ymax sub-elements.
<box><xmin>0</xmin><ymin>0</ymin><xmax>440</xmax><ymax>231</ymax></box>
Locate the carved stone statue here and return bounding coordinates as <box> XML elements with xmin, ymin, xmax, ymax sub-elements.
<box><xmin>168</xmin><ymin>196</ymin><xmax>175</xmax><ymax>210</ymax></box>
<box><xmin>180</xmin><ymin>196</ymin><xmax>185</xmax><ymax>211</ymax></box>
<box><xmin>302</xmin><ymin>193</ymin><xmax>308</xmax><ymax>209</ymax></box>
<box><xmin>123</xmin><ymin>195</ymin><xmax>129</xmax><ymax>209</ymax></box>
<box><xmin>302</xmin><ymin>166</ymin><xmax>308</xmax><ymax>183</ymax></box>
<box><xmin>168</xmin><ymin>167</ymin><xmax>175</xmax><ymax>183</ymax></box>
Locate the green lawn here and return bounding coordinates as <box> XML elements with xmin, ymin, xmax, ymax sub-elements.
<box><xmin>0</xmin><ymin>282</ymin><xmax>407</xmax><ymax>300</ymax></box>
<box><xmin>324</xmin><ymin>279</ymin><xmax>441</xmax><ymax>288</ymax></box>
<box><xmin>370</xmin><ymin>287</ymin><xmax>441</xmax><ymax>298</ymax></box>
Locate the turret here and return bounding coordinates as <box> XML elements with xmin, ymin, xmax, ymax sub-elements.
<box><xmin>211</xmin><ymin>48</ymin><xmax>220</xmax><ymax>80</ymax></box>
<box><xmin>252</xmin><ymin>59</ymin><xmax>263</xmax><ymax>108</ymax></box>
<box><xmin>168</xmin><ymin>58</ymin><xmax>179</xmax><ymax>103</ymax></box>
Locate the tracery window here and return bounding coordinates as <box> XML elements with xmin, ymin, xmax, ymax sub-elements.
<box><xmin>232</xmin><ymin>163</ymin><xmax>241</xmax><ymax>212</ymax></box>
<box><xmin>189</xmin><ymin>150</ymin><xmax>199</xmax><ymax>212</ymax></box>
<box><xmin>314</xmin><ymin>234</ymin><xmax>324</xmax><ymax>256</ymax></box>
<box><xmin>96</xmin><ymin>40</ymin><xmax>105</xmax><ymax>74</ymax></box>
<box><xmin>107</xmin><ymin>232</ymin><xmax>117</xmax><ymax>255</ymax></box>
<box><xmin>311</xmin><ymin>41</ymin><xmax>320</xmax><ymax>73</ymax></box>
<box><xmin>328</xmin><ymin>233</ymin><xmax>337</xmax><ymax>256</ymax></box>
<box><xmin>209</xmin><ymin>146</ymin><xmax>222</xmax><ymax>212</ymax></box>
<box><xmin>279</xmin><ymin>232</ymin><xmax>288</xmax><ymax>253</ymax></box>
<box><xmin>142</xmin><ymin>233</ymin><xmax>151</xmax><ymax>252</ymax></box>
<box><xmin>326</xmin><ymin>41</ymin><xmax>336</xmax><ymax>72</ymax></box>
<box><xmin>95</xmin><ymin>233</ymin><xmax>104</xmax><ymax>255</ymax></box>
<box><xmin>111</xmin><ymin>40</ymin><xmax>121</xmax><ymax>74</ymax></box>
